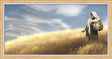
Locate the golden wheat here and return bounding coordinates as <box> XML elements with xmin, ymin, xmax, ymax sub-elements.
<box><xmin>5</xmin><ymin>27</ymin><xmax>108</xmax><ymax>54</ymax></box>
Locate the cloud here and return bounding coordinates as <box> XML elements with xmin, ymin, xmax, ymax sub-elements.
<box><xmin>27</xmin><ymin>5</ymin><xmax>86</xmax><ymax>17</ymax></box>
<box><xmin>102</xmin><ymin>17</ymin><xmax>108</xmax><ymax>27</ymax></box>
<box><xmin>5</xmin><ymin>16</ymin><xmax>15</xmax><ymax>20</ymax></box>
<box><xmin>23</xmin><ymin>13</ymin><xmax>50</xmax><ymax>23</ymax></box>
<box><xmin>5</xmin><ymin>16</ymin><xmax>44</xmax><ymax>42</ymax></box>
<box><xmin>5</xmin><ymin>14</ymin><xmax>69</xmax><ymax>42</ymax></box>
<box><xmin>23</xmin><ymin>13</ymin><xmax>69</xmax><ymax>30</ymax></box>
<box><xmin>56</xmin><ymin>5</ymin><xmax>86</xmax><ymax>16</ymax></box>
<box><xmin>50</xmin><ymin>19</ymin><xmax>69</xmax><ymax>30</ymax></box>
<box><xmin>27</xmin><ymin>5</ymin><xmax>55</xmax><ymax>12</ymax></box>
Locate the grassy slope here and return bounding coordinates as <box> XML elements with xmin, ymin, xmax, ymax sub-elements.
<box><xmin>5</xmin><ymin>27</ymin><xmax>108</xmax><ymax>54</ymax></box>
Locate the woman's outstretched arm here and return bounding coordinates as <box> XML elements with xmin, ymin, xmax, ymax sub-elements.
<box><xmin>82</xmin><ymin>25</ymin><xmax>87</xmax><ymax>32</ymax></box>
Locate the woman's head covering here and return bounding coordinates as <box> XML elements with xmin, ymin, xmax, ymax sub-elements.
<box><xmin>90</xmin><ymin>11</ymin><xmax>100</xmax><ymax>19</ymax></box>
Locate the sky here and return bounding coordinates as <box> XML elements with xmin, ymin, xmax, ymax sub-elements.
<box><xmin>4</xmin><ymin>4</ymin><xmax>108</xmax><ymax>42</ymax></box>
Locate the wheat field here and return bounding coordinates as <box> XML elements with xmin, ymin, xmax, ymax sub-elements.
<box><xmin>5</xmin><ymin>27</ymin><xmax>108</xmax><ymax>55</ymax></box>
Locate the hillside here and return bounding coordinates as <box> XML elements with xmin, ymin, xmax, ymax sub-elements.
<box><xmin>5</xmin><ymin>27</ymin><xmax>108</xmax><ymax>54</ymax></box>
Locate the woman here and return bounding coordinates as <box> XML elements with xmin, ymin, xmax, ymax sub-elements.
<box><xmin>82</xmin><ymin>11</ymin><xmax>103</xmax><ymax>41</ymax></box>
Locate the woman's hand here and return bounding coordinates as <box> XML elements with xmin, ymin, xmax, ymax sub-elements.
<box><xmin>81</xmin><ymin>30</ymin><xmax>85</xmax><ymax>32</ymax></box>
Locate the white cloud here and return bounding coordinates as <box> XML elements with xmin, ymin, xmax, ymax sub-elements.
<box><xmin>56</xmin><ymin>5</ymin><xmax>85</xmax><ymax>16</ymax></box>
<box><xmin>23</xmin><ymin>13</ymin><xmax>69</xmax><ymax>30</ymax></box>
<box><xmin>50</xmin><ymin>19</ymin><xmax>69</xmax><ymax>30</ymax></box>
<box><xmin>28</xmin><ymin>5</ymin><xmax>55</xmax><ymax>12</ymax></box>
<box><xmin>27</xmin><ymin>5</ymin><xmax>86</xmax><ymax>17</ymax></box>
<box><xmin>5</xmin><ymin>16</ymin><xmax>15</xmax><ymax>20</ymax></box>
<box><xmin>6</xmin><ymin>33</ymin><xmax>19</xmax><ymax>37</ymax></box>
<box><xmin>102</xmin><ymin>17</ymin><xmax>108</xmax><ymax>27</ymax></box>
<box><xmin>5</xmin><ymin>14</ymin><xmax>69</xmax><ymax>42</ymax></box>
<box><xmin>5</xmin><ymin>16</ymin><xmax>45</xmax><ymax>42</ymax></box>
<box><xmin>23</xmin><ymin>13</ymin><xmax>50</xmax><ymax>23</ymax></box>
